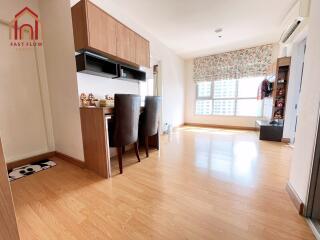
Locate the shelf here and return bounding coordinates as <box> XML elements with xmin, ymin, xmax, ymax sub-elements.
<box><xmin>115</xmin><ymin>64</ymin><xmax>146</xmax><ymax>81</ymax></box>
<box><xmin>76</xmin><ymin>52</ymin><xmax>118</xmax><ymax>78</ymax></box>
<box><xmin>271</xmin><ymin>57</ymin><xmax>291</xmax><ymax>121</ymax></box>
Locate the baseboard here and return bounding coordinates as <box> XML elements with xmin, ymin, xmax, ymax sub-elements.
<box><xmin>173</xmin><ymin>123</ymin><xmax>185</xmax><ymax>130</ymax></box>
<box><xmin>55</xmin><ymin>151</ymin><xmax>85</xmax><ymax>168</ymax></box>
<box><xmin>6</xmin><ymin>151</ymin><xmax>55</xmax><ymax>170</ymax></box>
<box><xmin>184</xmin><ymin>123</ymin><xmax>257</xmax><ymax>131</ymax></box>
<box><xmin>282</xmin><ymin>138</ymin><xmax>291</xmax><ymax>143</ymax></box>
<box><xmin>286</xmin><ymin>183</ymin><xmax>305</xmax><ymax>215</ymax></box>
<box><xmin>6</xmin><ymin>151</ymin><xmax>85</xmax><ymax>171</ymax></box>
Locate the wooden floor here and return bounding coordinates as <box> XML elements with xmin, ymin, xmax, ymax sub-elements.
<box><xmin>11</xmin><ymin>127</ymin><xmax>315</xmax><ymax>239</ymax></box>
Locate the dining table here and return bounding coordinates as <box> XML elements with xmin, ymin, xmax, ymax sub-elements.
<box><xmin>79</xmin><ymin>106</ymin><xmax>160</xmax><ymax>178</ymax></box>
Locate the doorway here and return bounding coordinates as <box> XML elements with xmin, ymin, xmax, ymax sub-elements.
<box><xmin>139</xmin><ymin>59</ymin><xmax>163</xmax><ymax>132</ymax></box>
<box><xmin>292</xmin><ymin>39</ymin><xmax>307</xmax><ymax>143</ymax></box>
<box><xmin>306</xmin><ymin>112</ymin><xmax>320</xmax><ymax>235</ymax></box>
<box><xmin>284</xmin><ymin>38</ymin><xmax>307</xmax><ymax>144</ymax></box>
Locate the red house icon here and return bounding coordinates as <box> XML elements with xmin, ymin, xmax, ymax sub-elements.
<box><xmin>13</xmin><ymin>7</ymin><xmax>39</xmax><ymax>40</ymax></box>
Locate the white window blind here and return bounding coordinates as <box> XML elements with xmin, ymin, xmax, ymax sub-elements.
<box><xmin>196</xmin><ymin>100</ymin><xmax>212</xmax><ymax>115</ymax></box>
<box><xmin>197</xmin><ymin>81</ymin><xmax>211</xmax><ymax>98</ymax></box>
<box><xmin>195</xmin><ymin>77</ymin><xmax>263</xmax><ymax>117</ymax></box>
<box><xmin>213</xmin><ymin>80</ymin><xmax>236</xmax><ymax>99</ymax></box>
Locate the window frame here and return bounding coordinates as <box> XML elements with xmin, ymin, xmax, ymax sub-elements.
<box><xmin>196</xmin><ymin>81</ymin><xmax>213</xmax><ymax>99</ymax></box>
<box><xmin>195</xmin><ymin>78</ymin><xmax>263</xmax><ymax>117</ymax></box>
<box><xmin>195</xmin><ymin>81</ymin><xmax>213</xmax><ymax>116</ymax></box>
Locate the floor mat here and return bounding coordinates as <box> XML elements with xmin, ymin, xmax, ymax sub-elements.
<box><xmin>8</xmin><ymin>159</ymin><xmax>56</xmax><ymax>182</ymax></box>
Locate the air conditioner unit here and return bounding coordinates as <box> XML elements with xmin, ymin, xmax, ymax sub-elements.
<box><xmin>280</xmin><ymin>0</ymin><xmax>310</xmax><ymax>44</ymax></box>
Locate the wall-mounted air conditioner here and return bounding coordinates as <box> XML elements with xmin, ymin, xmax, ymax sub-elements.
<box><xmin>280</xmin><ymin>0</ymin><xmax>310</xmax><ymax>44</ymax></box>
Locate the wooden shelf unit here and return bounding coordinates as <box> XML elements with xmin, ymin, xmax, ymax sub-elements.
<box><xmin>76</xmin><ymin>52</ymin><xmax>118</xmax><ymax>78</ymax></box>
<box><xmin>71</xmin><ymin>0</ymin><xmax>150</xmax><ymax>68</ymax></box>
<box><xmin>272</xmin><ymin>57</ymin><xmax>291</xmax><ymax>120</ymax></box>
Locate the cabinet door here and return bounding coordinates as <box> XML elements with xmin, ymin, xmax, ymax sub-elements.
<box><xmin>71</xmin><ymin>0</ymin><xmax>89</xmax><ymax>51</ymax></box>
<box><xmin>135</xmin><ymin>34</ymin><xmax>150</xmax><ymax>68</ymax></box>
<box><xmin>116</xmin><ymin>23</ymin><xmax>136</xmax><ymax>63</ymax></box>
<box><xmin>87</xmin><ymin>2</ymin><xmax>117</xmax><ymax>56</ymax></box>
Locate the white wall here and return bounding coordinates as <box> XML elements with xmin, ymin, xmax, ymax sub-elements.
<box><xmin>0</xmin><ymin>0</ymin><xmax>184</xmax><ymax>164</ymax></box>
<box><xmin>289</xmin><ymin>0</ymin><xmax>320</xmax><ymax>203</ymax></box>
<box><xmin>279</xmin><ymin>13</ymin><xmax>309</xmax><ymax>143</ymax></box>
<box><xmin>77</xmin><ymin>73</ymin><xmax>140</xmax><ymax>99</ymax></box>
<box><xmin>39</xmin><ymin>0</ymin><xmax>84</xmax><ymax>161</ymax></box>
<box><xmin>155</xmin><ymin>46</ymin><xmax>185</xmax><ymax>128</ymax></box>
<box><xmin>72</xmin><ymin>0</ymin><xmax>185</xmax><ymax>128</ymax></box>
<box><xmin>184</xmin><ymin>44</ymin><xmax>279</xmax><ymax>128</ymax></box>
<box><xmin>0</xmin><ymin>0</ymin><xmax>55</xmax><ymax>163</ymax></box>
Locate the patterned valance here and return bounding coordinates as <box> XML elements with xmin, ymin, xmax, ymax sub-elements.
<box><xmin>193</xmin><ymin>44</ymin><xmax>273</xmax><ymax>82</ymax></box>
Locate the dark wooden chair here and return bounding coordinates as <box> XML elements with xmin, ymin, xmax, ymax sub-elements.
<box><xmin>139</xmin><ymin>96</ymin><xmax>161</xmax><ymax>157</ymax></box>
<box><xmin>108</xmin><ymin>94</ymin><xmax>141</xmax><ymax>174</ymax></box>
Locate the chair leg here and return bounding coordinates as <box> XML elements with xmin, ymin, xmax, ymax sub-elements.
<box><xmin>134</xmin><ymin>142</ymin><xmax>141</xmax><ymax>162</ymax></box>
<box><xmin>117</xmin><ymin>147</ymin><xmax>123</xmax><ymax>174</ymax></box>
<box><xmin>145</xmin><ymin>136</ymin><xmax>149</xmax><ymax>157</ymax></box>
<box><xmin>156</xmin><ymin>131</ymin><xmax>160</xmax><ymax>150</ymax></box>
<box><xmin>122</xmin><ymin>146</ymin><xmax>125</xmax><ymax>154</ymax></box>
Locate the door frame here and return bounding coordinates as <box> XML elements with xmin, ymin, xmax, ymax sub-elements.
<box><xmin>0</xmin><ymin>138</ymin><xmax>20</xmax><ymax>239</ymax></box>
<box><xmin>292</xmin><ymin>38</ymin><xmax>307</xmax><ymax>143</ymax></box>
<box><xmin>306</xmin><ymin>111</ymin><xmax>320</xmax><ymax>218</ymax></box>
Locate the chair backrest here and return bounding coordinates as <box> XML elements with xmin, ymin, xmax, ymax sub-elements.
<box><xmin>113</xmin><ymin>94</ymin><xmax>141</xmax><ymax>146</ymax></box>
<box><xmin>143</xmin><ymin>96</ymin><xmax>161</xmax><ymax>136</ymax></box>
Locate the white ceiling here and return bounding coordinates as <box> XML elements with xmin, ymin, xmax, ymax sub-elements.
<box><xmin>72</xmin><ymin>0</ymin><xmax>296</xmax><ymax>59</ymax></box>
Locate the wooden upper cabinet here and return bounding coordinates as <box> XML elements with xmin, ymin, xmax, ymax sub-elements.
<box><xmin>116</xmin><ymin>23</ymin><xmax>136</xmax><ymax>64</ymax></box>
<box><xmin>135</xmin><ymin>34</ymin><xmax>150</xmax><ymax>68</ymax></box>
<box><xmin>87</xmin><ymin>2</ymin><xmax>117</xmax><ymax>56</ymax></box>
<box><xmin>71</xmin><ymin>0</ymin><xmax>150</xmax><ymax>68</ymax></box>
<box><xmin>71</xmin><ymin>0</ymin><xmax>88</xmax><ymax>50</ymax></box>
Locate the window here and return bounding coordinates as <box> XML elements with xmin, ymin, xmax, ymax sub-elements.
<box><xmin>195</xmin><ymin>77</ymin><xmax>263</xmax><ymax>116</ymax></box>
<box><xmin>213</xmin><ymin>99</ymin><xmax>235</xmax><ymax>115</ymax></box>
<box><xmin>195</xmin><ymin>100</ymin><xmax>212</xmax><ymax>115</ymax></box>
<box><xmin>197</xmin><ymin>81</ymin><xmax>212</xmax><ymax>98</ymax></box>
<box><xmin>140</xmin><ymin>78</ymin><xmax>154</xmax><ymax>106</ymax></box>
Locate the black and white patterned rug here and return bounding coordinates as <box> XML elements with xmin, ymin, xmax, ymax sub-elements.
<box><xmin>8</xmin><ymin>159</ymin><xmax>56</xmax><ymax>182</ymax></box>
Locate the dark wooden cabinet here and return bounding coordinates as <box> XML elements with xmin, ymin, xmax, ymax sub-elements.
<box><xmin>71</xmin><ymin>0</ymin><xmax>150</xmax><ymax>68</ymax></box>
<box><xmin>256</xmin><ymin>120</ymin><xmax>283</xmax><ymax>142</ymax></box>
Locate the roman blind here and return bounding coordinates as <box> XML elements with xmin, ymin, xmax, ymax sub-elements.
<box><xmin>193</xmin><ymin>44</ymin><xmax>273</xmax><ymax>82</ymax></box>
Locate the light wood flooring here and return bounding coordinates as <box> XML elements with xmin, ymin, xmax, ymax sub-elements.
<box><xmin>10</xmin><ymin>127</ymin><xmax>315</xmax><ymax>239</ymax></box>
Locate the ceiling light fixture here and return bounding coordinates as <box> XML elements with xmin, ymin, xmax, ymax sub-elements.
<box><xmin>214</xmin><ymin>28</ymin><xmax>223</xmax><ymax>38</ymax></box>
<box><xmin>214</xmin><ymin>28</ymin><xmax>223</xmax><ymax>33</ymax></box>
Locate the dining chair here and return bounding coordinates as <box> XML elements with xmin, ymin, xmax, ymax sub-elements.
<box><xmin>139</xmin><ymin>96</ymin><xmax>161</xmax><ymax>157</ymax></box>
<box><xmin>108</xmin><ymin>94</ymin><xmax>141</xmax><ymax>174</ymax></box>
